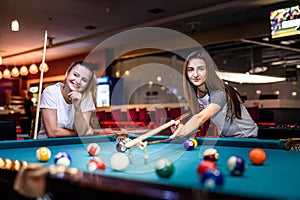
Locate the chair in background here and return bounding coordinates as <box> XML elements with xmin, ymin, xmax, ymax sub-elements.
<box><xmin>8</xmin><ymin>111</ymin><xmax>21</xmax><ymax>131</ymax></box>
<box><xmin>168</xmin><ymin>107</ymin><xmax>182</xmax><ymax>119</ymax></box>
<box><xmin>154</xmin><ymin>108</ymin><xmax>169</xmax><ymax>126</ymax></box>
<box><xmin>246</xmin><ymin>106</ymin><xmax>260</xmax><ymax>123</ymax></box>
<box><xmin>127</xmin><ymin>108</ymin><xmax>138</xmax><ymax>122</ymax></box>
<box><xmin>111</xmin><ymin>109</ymin><xmax>124</xmax><ymax>129</ymax></box>
<box><xmin>0</xmin><ymin>120</ymin><xmax>17</xmax><ymax>140</ymax></box>
<box><xmin>126</xmin><ymin>108</ymin><xmax>139</xmax><ymax>128</ymax></box>
<box><xmin>138</xmin><ymin>108</ymin><xmax>154</xmax><ymax>128</ymax></box>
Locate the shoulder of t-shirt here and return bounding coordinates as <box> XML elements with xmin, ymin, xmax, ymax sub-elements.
<box><xmin>44</xmin><ymin>82</ymin><xmax>63</xmax><ymax>92</ymax></box>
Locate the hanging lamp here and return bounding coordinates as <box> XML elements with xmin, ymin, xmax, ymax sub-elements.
<box><xmin>11</xmin><ymin>66</ymin><xmax>19</xmax><ymax>77</ymax></box>
<box><xmin>20</xmin><ymin>65</ymin><xmax>28</xmax><ymax>76</ymax></box>
<box><xmin>29</xmin><ymin>63</ymin><xmax>38</xmax><ymax>74</ymax></box>
<box><xmin>39</xmin><ymin>62</ymin><xmax>49</xmax><ymax>72</ymax></box>
<box><xmin>3</xmin><ymin>68</ymin><xmax>11</xmax><ymax>79</ymax></box>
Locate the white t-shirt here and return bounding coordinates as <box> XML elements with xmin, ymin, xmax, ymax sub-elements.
<box><xmin>38</xmin><ymin>82</ymin><xmax>95</xmax><ymax>138</ymax></box>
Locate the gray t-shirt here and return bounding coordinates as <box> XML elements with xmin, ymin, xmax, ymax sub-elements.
<box><xmin>198</xmin><ymin>90</ymin><xmax>258</xmax><ymax>138</ymax></box>
<box><xmin>38</xmin><ymin>82</ymin><xmax>95</xmax><ymax>138</ymax></box>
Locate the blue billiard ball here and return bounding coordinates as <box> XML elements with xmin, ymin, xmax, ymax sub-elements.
<box><xmin>54</xmin><ymin>152</ymin><xmax>72</xmax><ymax>167</ymax></box>
<box><xmin>183</xmin><ymin>139</ymin><xmax>194</xmax><ymax>151</ymax></box>
<box><xmin>201</xmin><ymin>169</ymin><xmax>224</xmax><ymax>189</ymax></box>
<box><xmin>227</xmin><ymin>155</ymin><xmax>246</xmax><ymax>176</ymax></box>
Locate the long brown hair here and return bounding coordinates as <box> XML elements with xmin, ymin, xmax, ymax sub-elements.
<box><xmin>183</xmin><ymin>50</ymin><xmax>242</xmax><ymax>120</ymax></box>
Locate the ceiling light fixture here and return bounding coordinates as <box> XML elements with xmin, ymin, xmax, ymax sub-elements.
<box><xmin>3</xmin><ymin>68</ymin><xmax>11</xmax><ymax>79</ymax></box>
<box><xmin>216</xmin><ymin>71</ymin><xmax>286</xmax><ymax>84</ymax></box>
<box><xmin>248</xmin><ymin>48</ymin><xmax>268</xmax><ymax>74</ymax></box>
<box><xmin>11</xmin><ymin>19</ymin><xmax>19</xmax><ymax>31</ymax></box>
<box><xmin>249</xmin><ymin>66</ymin><xmax>268</xmax><ymax>74</ymax></box>
<box><xmin>20</xmin><ymin>65</ymin><xmax>28</xmax><ymax>76</ymax></box>
<box><xmin>11</xmin><ymin>66</ymin><xmax>19</xmax><ymax>77</ymax></box>
<box><xmin>29</xmin><ymin>63</ymin><xmax>38</xmax><ymax>74</ymax></box>
<box><xmin>39</xmin><ymin>62</ymin><xmax>49</xmax><ymax>72</ymax></box>
<box><xmin>11</xmin><ymin>0</ymin><xmax>19</xmax><ymax>32</ymax></box>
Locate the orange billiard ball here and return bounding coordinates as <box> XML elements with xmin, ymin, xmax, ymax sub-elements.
<box><xmin>249</xmin><ymin>148</ymin><xmax>266</xmax><ymax>165</ymax></box>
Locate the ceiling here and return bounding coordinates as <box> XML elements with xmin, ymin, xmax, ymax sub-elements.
<box><xmin>1</xmin><ymin>0</ymin><xmax>300</xmax><ymax>76</ymax></box>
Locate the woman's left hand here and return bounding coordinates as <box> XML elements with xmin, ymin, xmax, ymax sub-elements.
<box><xmin>170</xmin><ymin>113</ymin><xmax>200</xmax><ymax>138</ymax></box>
<box><xmin>68</xmin><ymin>91</ymin><xmax>82</xmax><ymax>107</ymax></box>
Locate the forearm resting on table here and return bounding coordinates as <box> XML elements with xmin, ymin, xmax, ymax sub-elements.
<box><xmin>46</xmin><ymin>127</ymin><xmax>77</xmax><ymax>138</ymax></box>
<box><xmin>74</xmin><ymin>108</ymin><xmax>93</xmax><ymax>136</ymax></box>
<box><xmin>42</xmin><ymin>109</ymin><xmax>77</xmax><ymax>137</ymax></box>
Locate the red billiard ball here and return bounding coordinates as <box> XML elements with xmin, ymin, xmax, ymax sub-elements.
<box><xmin>87</xmin><ymin>157</ymin><xmax>106</xmax><ymax>171</ymax></box>
<box><xmin>201</xmin><ymin>169</ymin><xmax>224</xmax><ymax>189</ymax></box>
<box><xmin>227</xmin><ymin>156</ymin><xmax>246</xmax><ymax>176</ymax></box>
<box><xmin>249</xmin><ymin>148</ymin><xmax>266</xmax><ymax>165</ymax></box>
<box><xmin>197</xmin><ymin>160</ymin><xmax>217</xmax><ymax>177</ymax></box>
<box><xmin>87</xmin><ymin>143</ymin><xmax>101</xmax><ymax>156</ymax></box>
<box><xmin>203</xmin><ymin>148</ymin><xmax>219</xmax><ymax>162</ymax></box>
<box><xmin>183</xmin><ymin>139</ymin><xmax>194</xmax><ymax>151</ymax></box>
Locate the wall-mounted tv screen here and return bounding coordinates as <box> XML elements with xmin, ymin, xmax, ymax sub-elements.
<box><xmin>270</xmin><ymin>5</ymin><xmax>300</xmax><ymax>39</ymax></box>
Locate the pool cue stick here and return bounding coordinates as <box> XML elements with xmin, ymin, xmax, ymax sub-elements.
<box><xmin>33</xmin><ymin>30</ymin><xmax>48</xmax><ymax>139</ymax></box>
<box><xmin>125</xmin><ymin>112</ymin><xmax>190</xmax><ymax>148</ymax></box>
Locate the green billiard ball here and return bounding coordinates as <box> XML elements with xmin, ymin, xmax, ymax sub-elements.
<box><xmin>155</xmin><ymin>158</ymin><xmax>174</xmax><ymax>178</ymax></box>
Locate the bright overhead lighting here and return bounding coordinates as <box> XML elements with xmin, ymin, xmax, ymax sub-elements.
<box><xmin>3</xmin><ymin>68</ymin><xmax>11</xmax><ymax>79</ymax></box>
<box><xmin>11</xmin><ymin>66</ymin><xmax>19</xmax><ymax>77</ymax></box>
<box><xmin>29</xmin><ymin>63</ymin><xmax>38</xmax><ymax>74</ymax></box>
<box><xmin>11</xmin><ymin>19</ymin><xmax>19</xmax><ymax>31</ymax></box>
<box><xmin>216</xmin><ymin>71</ymin><xmax>286</xmax><ymax>84</ymax></box>
<box><xmin>20</xmin><ymin>65</ymin><xmax>28</xmax><ymax>76</ymax></box>
<box><xmin>249</xmin><ymin>66</ymin><xmax>268</xmax><ymax>74</ymax></box>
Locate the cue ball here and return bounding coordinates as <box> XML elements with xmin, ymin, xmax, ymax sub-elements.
<box><xmin>54</xmin><ymin>152</ymin><xmax>72</xmax><ymax>167</ymax></box>
<box><xmin>197</xmin><ymin>160</ymin><xmax>217</xmax><ymax>177</ymax></box>
<box><xmin>110</xmin><ymin>152</ymin><xmax>129</xmax><ymax>171</ymax></box>
<box><xmin>183</xmin><ymin>139</ymin><xmax>194</xmax><ymax>151</ymax></box>
<box><xmin>227</xmin><ymin>156</ymin><xmax>246</xmax><ymax>176</ymax></box>
<box><xmin>155</xmin><ymin>158</ymin><xmax>174</xmax><ymax>178</ymax></box>
<box><xmin>87</xmin><ymin>157</ymin><xmax>106</xmax><ymax>171</ymax></box>
<box><xmin>249</xmin><ymin>148</ymin><xmax>266</xmax><ymax>165</ymax></box>
<box><xmin>203</xmin><ymin>148</ymin><xmax>219</xmax><ymax>162</ymax></box>
<box><xmin>36</xmin><ymin>147</ymin><xmax>51</xmax><ymax>162</ymax></box>
<box><xmin>201</xmin><ymin>169</ymin><xmax>224</xmax><ymax>189</ymax></box>
<box><xmin>87</xmin><ymin>143</ymin><xmax>101</xmax><ymax>156</ymax></box>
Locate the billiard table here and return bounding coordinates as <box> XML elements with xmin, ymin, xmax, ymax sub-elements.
<box><xmin>0</xmin><ymin>134</ymin><xmax>299</xmax><ymax>199</ymax></box>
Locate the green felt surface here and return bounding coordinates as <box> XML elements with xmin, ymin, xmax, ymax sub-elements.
<box><xmin>0</xmin><ymin>135</ymin><xmax>299</xmax><ymax>199</ymax></box>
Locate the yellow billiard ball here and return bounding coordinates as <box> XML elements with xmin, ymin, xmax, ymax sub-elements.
<box><xmin>36</xmin><ymin>147</ymin><xmax>51</xmax><ymax>162</ymax></box>
<box><xmin>189</xmin><ymin>138</ymin><xmax>198</xmax><ymax>149</ymax></box>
